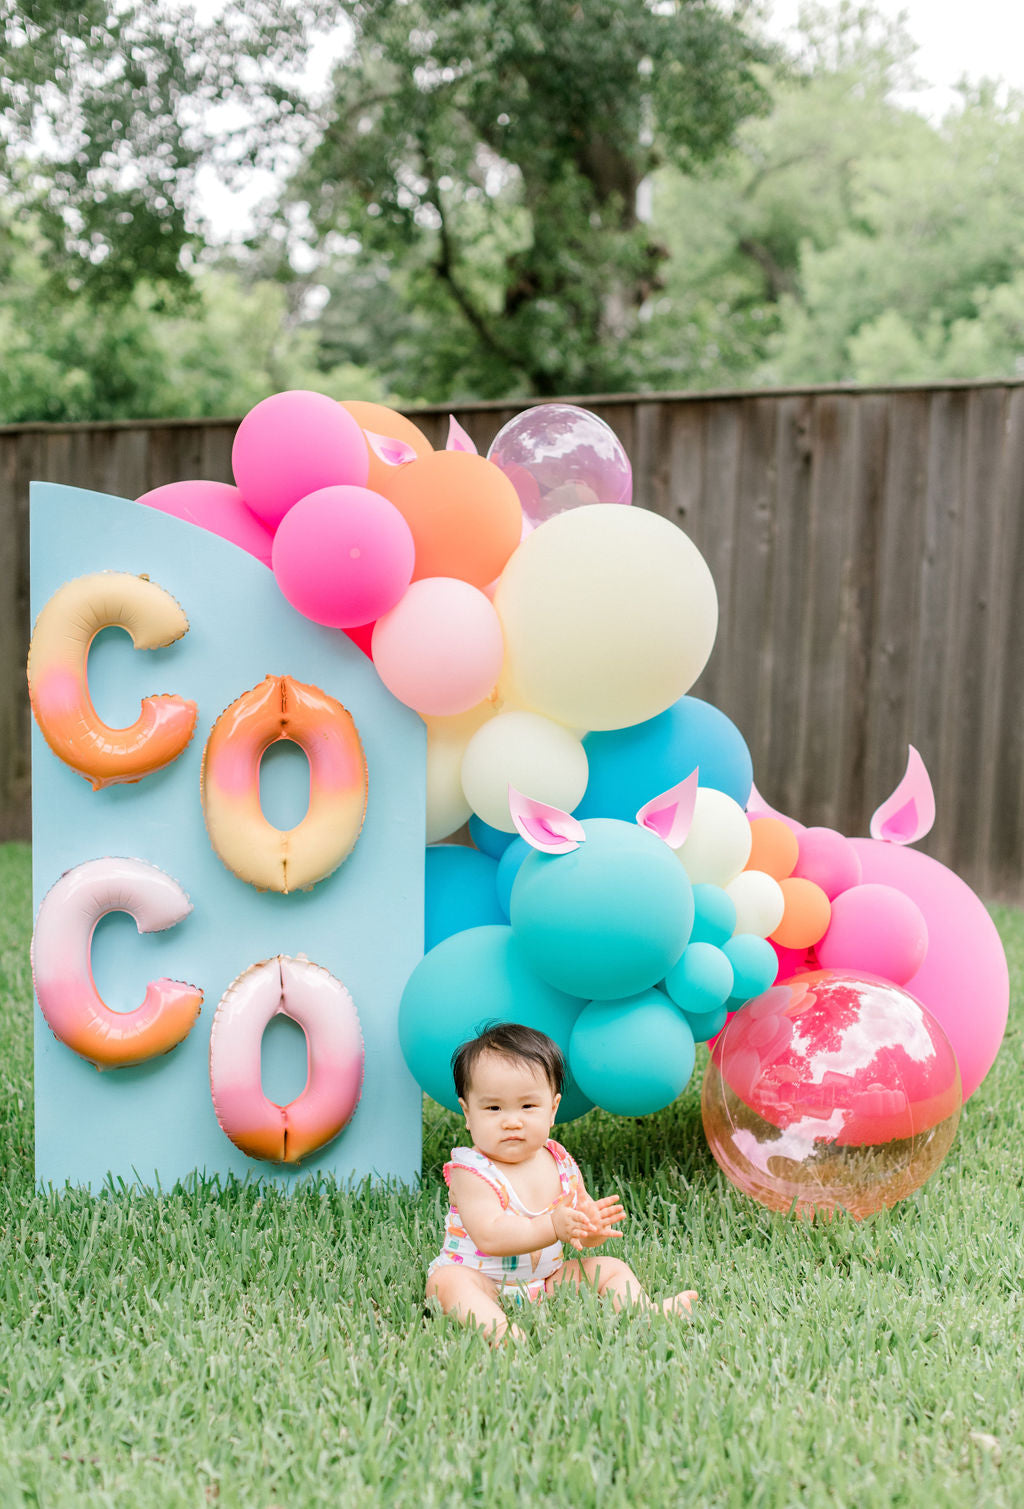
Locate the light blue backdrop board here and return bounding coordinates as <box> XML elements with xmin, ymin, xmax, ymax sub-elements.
<box><xmin>30</xmin><ymin>483</ymin><xmax>426</xmax><ymax>1190</ymax></box>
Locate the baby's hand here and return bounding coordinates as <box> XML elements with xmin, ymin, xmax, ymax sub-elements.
<box><xmin>577</xmin><ymin>1193</ymin><xmax>625</xmax><ymax>1248</ymax></box>
<box><xmin>550</xmin><ymin>1194</ymin><xmax>595</xmax><ymax>1251</ymax></box>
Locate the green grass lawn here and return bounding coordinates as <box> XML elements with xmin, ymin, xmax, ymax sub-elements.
<box><xmin>1</xmin><ymin>839</ymin><xmax>1022</xmax><ymax>1508</ymax></box>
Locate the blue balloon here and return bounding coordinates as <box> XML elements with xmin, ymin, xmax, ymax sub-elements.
<box><xmin>510</xmin><ymin>819</ymin><xmax>694</xmax><ymax>1001</ymax></box>
<box><xmin>576</xmin><ymin>696</ymin><xmax>753</xmax><ymax>819</ymax></box>
<box><xmin>677</xmin><ymin>1002</ymin><xmax>728</xmax><ymax>1043</ymax></box>
<box><xmin>468</xmin><ymin>814</ymin><xmax>516</xmax><ymax>860</ymax></box>
<box><xmin>424</xmin><ymin>846</ymin><xmax>505</xmax><ymax>951</ymax></box>
<box><xmin>569</xmin><ymin>990</ymin><xmax>696</xmax><ymax>1116</ymax></box>
<box><xmin>398</xmin><ymin>925</ymin><xmax>593</xmax><ymax>1120</ymax></box>
<box><xmin>722</xmin><ymin>934</ymin><xmax>779</xmax><ymax>1005</ymax></box>
<box><xmin>663</xmin><ymin>941</ymin><xmax>734</xmax><ymax>1016</ymax></box>
<box><xmin>690</xmin><ymin>883</ymin><xmax>737</xmax><ymax>948</ymax></box>
<box><xmin>495</xmin><ymin>836</ymin><xmax>531</xmax><ymax>918</ymax></box>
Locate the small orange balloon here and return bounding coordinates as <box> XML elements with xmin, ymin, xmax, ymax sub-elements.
<box><xmin>746</xmin><ymin>817</ymin><xmax>799</xmax><ymax>881</ymax></box>
<box><xmin>771</xmin><ymin>877</ymin><xmax>832</xmax><ymax>950</ymax></box>
<box><xmin>341</xmin><ymin>401</ymin><xmax>433</xmax><ymax>494</ymax></box>
<box><xmin>379</xmin><ymin>451</ymin><xmax>523</xmax><ymax>588</ymax></box>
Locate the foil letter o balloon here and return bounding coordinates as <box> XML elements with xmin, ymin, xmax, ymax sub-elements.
<box><xmin>209</xmin><ymin>955</ymin><xmax>364</xmax><ymax>1163</ymax></box>
<box><xmin>27</xmin><ymin>572</ymin><xmax>198</xmax><ymax>789</ymax></box>
<box><xmin>30</xmin><ymin>857</ymin><xmax>203</xmax><ymax>1069</ymax></box>
<box><xmin>201</xmin><ymin>675</ymin><xmax>368</xmax><ymax>893</ymax></box>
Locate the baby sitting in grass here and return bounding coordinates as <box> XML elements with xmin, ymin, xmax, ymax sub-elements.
<box><xmin>426</xmin><ymin>1021</ymin><xmax>697</xmax><ymax>1342</ymax></box>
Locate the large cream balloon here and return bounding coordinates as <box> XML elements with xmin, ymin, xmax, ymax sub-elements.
<box><xmin>425</xmin><ymin>703</ymin><xmax>494</xmax><ymax>843</ymax></box>
<box><xmin>673</xmin><ymin>787</ymin><xmax>752</xmax><ymax>886</ymax></box>
<box><xmin>461</xmin><ymin>711</ymin><xmax>589</xmax><ymax>832</ymax></box>
<box><xmin>494</xmin><ymin>505</ymin><xmax>718</xmax><ymax>731</ymax></box>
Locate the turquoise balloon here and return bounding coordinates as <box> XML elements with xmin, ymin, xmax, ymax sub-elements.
<box><xmin>569</xmin><ymin>990</ymin><xmax>696</xmax><ymax>1116</ymax></box>
<box><xmin>398</xmin><ymin>925</ymin><xmax>593</xmax><ymax>1120</ymax></box>
<box><xmin>510</xmin><ymin>819</ymin><xmax>694</xmax><ymax>1001</ymax></box>
<box><xmin>424</xmin><ymin>845</ymin><xmax>505</xmax><ymax>951</ymax></box>
<box><xmin>690</xmin><ymin>884</ymin><xmax>737</xmax><ymax>948</ymax></box>
<box><xmin>577</xmin><ymin>696</ymin><xmax>753</xmax><ymax>819</ymax></box>
<box><xmin>495</xmin><ymin>836</ymin><xmax>531</xmax><ymax>918</ymax></box>
<box><xmin>678</xmin><ymin>1002</ymin><xmax>728</xmax><ymax>1043</ymax></box>
<box><xmin>663</xmin><ymin>941</ymin><xmax>734</xmax><ymax>1016</ymax></box>
<box><xmin>722</xmin><ymin>933</ymin><xmax>779</xmax><ymax>1004</ymax></box>
<box><xmin>469</xmin><ymin>814</ymin><xmax>515</xmax><ymax>860</ymax></box>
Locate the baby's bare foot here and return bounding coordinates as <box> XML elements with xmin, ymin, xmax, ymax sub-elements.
<box><xmin>661</xmin><ymin>1290</ymin><xmax>698</xmax><ymax>1315</ymax></box>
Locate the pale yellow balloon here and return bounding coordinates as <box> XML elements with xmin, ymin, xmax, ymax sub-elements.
<box><xmin>424</xmin><ymin>702</ymin><xmax>494</xmax><ymax>843</ymax></box>
<box><xmin>493</xmin><ymin>504</ymin><xmax>718</xmax><ymax>732</ymax></box>
<box><xmin>727</xmin><ymin>870</ymin><xmax>786</xmax><ymax>939</ymax></box>
<box><xmin>673</xmin><ymin>787</ymin><xmax>752</xmax><ymax>886</ymax></box>
<box><xmin>460</xmin><ymin>711</ymin><xmax>589</xmax><ymax>833</ymax></box>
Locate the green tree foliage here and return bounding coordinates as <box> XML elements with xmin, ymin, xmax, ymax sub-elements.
<box><xmin>288</xmin><ymin>0</ymin><xmax>771</xmax><ymax>399</ymax></box>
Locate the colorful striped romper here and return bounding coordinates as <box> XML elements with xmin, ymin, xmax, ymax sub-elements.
<box><xmin>428</xmin><ymin>1139</ymin><xmax>584</xmax><ymax>1301</ymax></box>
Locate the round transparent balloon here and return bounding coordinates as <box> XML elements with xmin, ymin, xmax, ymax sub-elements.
<box><xmin>702</xmin><ymin>970</ymin><xmax>961</xmax><ymax>1219</ymax></box>
<box><xmin>487</xmin><ymin>404</ymin><xmax>632</xmax><ymax>528</ymax></box>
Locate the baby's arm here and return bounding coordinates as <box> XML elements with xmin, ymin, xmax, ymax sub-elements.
<box><xmin>448</xmin><ymin>1168</ymin><xmax>594</xmax><ymax>1256</ymax></box>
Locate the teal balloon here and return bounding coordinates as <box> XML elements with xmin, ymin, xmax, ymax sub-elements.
<box><xmin>663</xmin><ymin>941</ymin><xmax>734</xmax><ymax>1016</ymax></box>
<box><xmin>722</xmin><ymin>933</ymin><xmax>778</xmax><ymax>1004</ymax></box>
<box><xmin>495</xmin><ymin>836</ymin><xmax>531</xmax><ymax>918</ymax></box>
<box><xmin>510</xmin><ymin>819</ymin><xmax>694</xmax><ymax>1001</ymax></box>
<box><xmin>425</xmin><ymin>845</ymin><xmax>505</xmax><ymax>951</ymax></box>
<box><xmin>398</xmin><ymin>925</ymin><xmax>593</xmax><ymax>1120</ymax></box>
<box><xmin>690</xmin><ymin>884</ymin><xmax>737</xmax><ymax>948</ymax></box>
<box><xmin>469</xmin><ymin>814</ymin><xmax>515</xmax><ymax>860</ymax></box>
<box><xmin>577</xmin><ymin>696</ymin><xmax>753</xmax><ymax>819</ymax></box>
<box><xmin>678</xmin><ymin>1002</ymin><xmax>728</xmax><ymax>1043</ymax></box>
<box><xmin>569</xmin><ymin>990</ymin><xmax>696</xmax><ymax>1116</ymax></box>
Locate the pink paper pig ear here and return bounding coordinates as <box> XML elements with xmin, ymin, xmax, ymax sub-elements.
<box><xmin>636</xmin><ymin>770</ymin><xmax>698</xmax><ymax>848</ymax></box>
<box><xmin>746</xmin><ymin>781</ymin><xmax>786</xmax><ymax>821</ymax></box>
<box><xmin>446</xmin><ymin>416</ymin><xmax>478</xmax><ymax>454</ymax></box>
<box><xmin>364</xmin><ymin>430</ymin><xmax>418</xmax><ymax>468</ymax></box>
<box><xmin>508</xmin><ymin>787</ymin><xmax>586</xmax><ymax>854</ymax></box>
<box><xmin>870</xmin><ymin>745</ymin><xmax>935</xmax><ymax>844</ymax></box>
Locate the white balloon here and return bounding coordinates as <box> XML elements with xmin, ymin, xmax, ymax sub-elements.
<box><xmin>674</xmin><ymin>787</ymin><xmax>752</xmax><ymax>886</ymax></box>
<box><xmin>424</xmin><ymin>703</ymin><xmax>494</xmax><ymax>843</ymax></box>
<box><xmin>727</xmin><ymin>870</ymin><xmax>786</xmax><ymax>939</ymax></box>
<box><xmin>461</xmin><ymin>711</ymin><xmax>589</xmax><ymax>833</ymax></box>
<box><xmin>494</xmin><ymin>505</ymin><xmax>718</xmax><ymax>732</ymax></box>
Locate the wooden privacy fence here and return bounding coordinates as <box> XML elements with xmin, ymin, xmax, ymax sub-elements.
<box><xmin>2</xmin><ymin>381</ymin><xmax>1023</xmax><ymax>901</ymax></box>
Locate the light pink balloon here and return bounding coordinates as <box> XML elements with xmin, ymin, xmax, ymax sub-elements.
<box><xmin>850</xmin><ymin>839</ymin><xmax>1009</xmax><ymax>1102</ymax></box>
<box><xmin>272</xmin><ymin>486</ymin><xmax>415</xmax><ymax>629</ymax></box>
<box><xmin>232</xmin><ymin>391</ymin><xmax>369</xmax><ymax>531</ymax></box>
<box><xmin>793</xmin><ymin>826</ymin><xmax>863</xmax><ymax>900</ymax></box>
<box><xmin>372</xmin><ymin>579</ymin><xmax>505</xmax><ymax>717</ymax></box>
<box><xmin>817</xmin><ymin>883</ymin><xmax>928</xmax><ymax>987</ymax></box>
<box><xmin>136</xmin><ymin>480</ymin><xmax>273</xmax><ymax>566</ymax></box>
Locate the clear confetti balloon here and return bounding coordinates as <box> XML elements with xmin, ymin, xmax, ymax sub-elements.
<box><xmin>487</xmin><ymin>404</ymin><xmax>632</xmax><ymax>528</ymax></box>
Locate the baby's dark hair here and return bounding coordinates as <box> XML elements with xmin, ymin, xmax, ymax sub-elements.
<box><xmin>452</xmin><ymin>1022</ymin><xmax>565</xmax><ymax>1101</ymax></box>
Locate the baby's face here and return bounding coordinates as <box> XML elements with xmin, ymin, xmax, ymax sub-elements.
<box><xmin>458</xmin><ymin>1052</ymin><xmax>561</xmax><ymax>1164</ymax></box>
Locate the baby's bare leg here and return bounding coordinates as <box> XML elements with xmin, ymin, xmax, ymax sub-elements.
<box><xmin>426</xmin><ymin>1266</ymin><xmax>524</xmax><ymax>1342</ymax></box>
<box><xmin>549</xmin><ymin>1257</ymin><xmax>696</xmax><ymax>1315</ymax></box>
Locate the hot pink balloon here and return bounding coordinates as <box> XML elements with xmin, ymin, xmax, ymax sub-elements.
<box><xmin>487</xmin><ymin>403</ymin><xmax>632</xmax><ymax>528</ymax></box>
<box><xmin>232</xmin><ymin>391</ymin><xmax>369</xmax><ymax>531</ymax></box>
<box><xmin>793</xmin><ymin>826</ymin><xmax>863</xmax><ymax>900</ymax></box>
<box><xmin>272</xmin><ymin>485</ymin><xmax>415</xmax><ymax>629</ymax></box>
<box><xmin>850</xmin><ymin>839</ymin><xmax>1009</xmax><ymax>1102</ymax></box>
<box><xmin>136</xmin><ymin>480</ymin><xmax>273</xmax><ymax>567</ymax></box>
<box><xmin>372</xmin><ymin>578</ymin><xmax>505</xmax><ymax>717</ymax></box>
<box><xmin>816</xmin><ymin>883</ymin><xmax>928</xmax><ymax>987</ymax></box>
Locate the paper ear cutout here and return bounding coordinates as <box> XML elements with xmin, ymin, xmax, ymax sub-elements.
<box><xmin>636</xmin><ymin>770</ymin><xmax>698</xmax><ymax>848</ymax></box>
<box><xmin>446</xmin><ymin>416</ymin><xmax>478</xmax><ymax>454</ymax></box>
<box><xmin>508</xmin><ymin>787</ymin><xmax>586</xmax><ymax>854</ymax></box>
<box><xmin>364</xmin><ymin>430</ymin><xmax>418</xmax><ymax>467</ymax></box>
<box><xmin>870</xmin><ymin>745</ymin><xmax>935</xmax><ymax>844</ymax></box>
<box><xmin>746</xmin><ymin>782</ymin><xmax>788</xmax><ymax>822</ymax></box>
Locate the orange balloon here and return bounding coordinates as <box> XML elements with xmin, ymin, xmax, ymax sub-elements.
<box><xmin>771</xmin><ymin>877</ymin><xmax>832</xmax><ymax>950</ymax></box>
<box><xmin>746</xmin><ymin>817</ymin><xmax>799</xmax><ymax>880</ymax></box>
<box><xmin>379</xmin><ymin>451</ymin><xmax>523</xmax><ymax>588</ymax></box>
<box><xmin>341</xmin><ymin>401</ymin><xmax>433</xmax><ymax>495</ymax></box>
